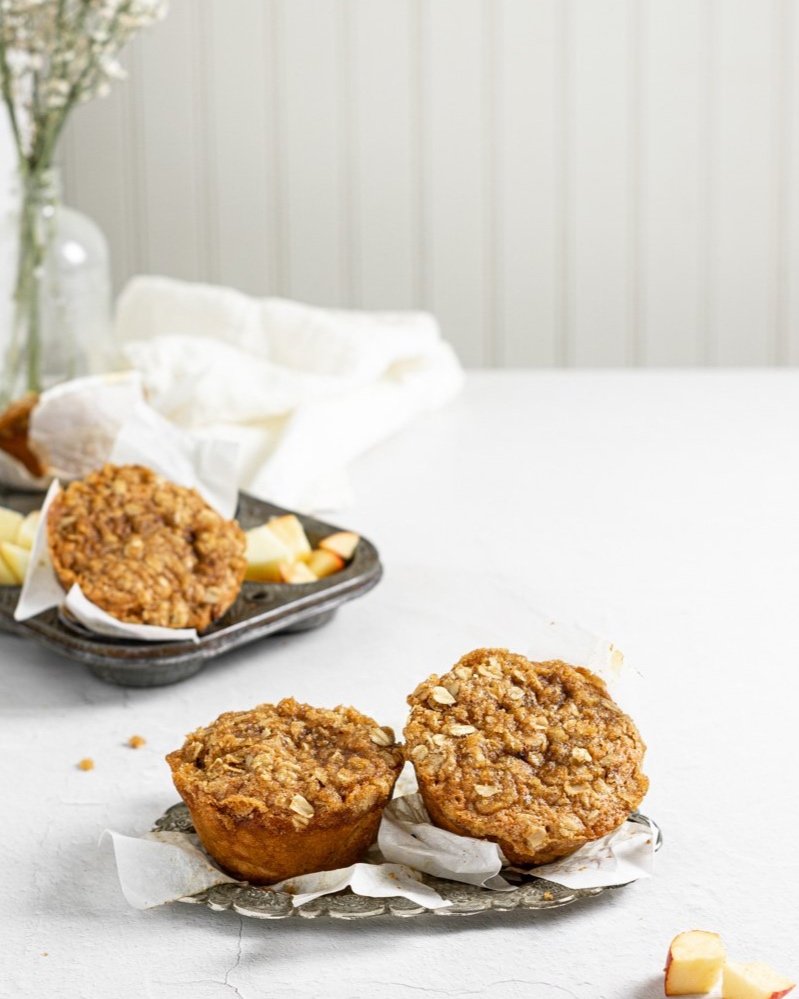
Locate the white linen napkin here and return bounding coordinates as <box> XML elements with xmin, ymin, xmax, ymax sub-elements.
<box><xmin>114</xmin><ymin>276</ymin><xmax>464</xmax><ymax>511</ymax></box>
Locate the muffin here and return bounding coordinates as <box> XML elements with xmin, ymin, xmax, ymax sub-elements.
<box><xmin>0</xmin><ymin>393</ymin><xmax>46</xmax><ymax>477</ymax></box>
<box><xmin>167</xmin><ymin>698</ymin><xmax>404</xmax><ymax>883</ymax></box>
<box><xmin>47</xmin><ymin>463</ymin><xmax>246</xmax><ymax>630</ymax></box>
<box><xmin>404</xmin><ymin>648</ymin><xmax>649</xmax><ymax>866</ymax></box>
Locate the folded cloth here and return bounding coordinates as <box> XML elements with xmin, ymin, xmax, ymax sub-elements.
<box><xmin>115</xmin><ymin>276</ymin><xmax>464</xmax><ymax>510</ymax></box>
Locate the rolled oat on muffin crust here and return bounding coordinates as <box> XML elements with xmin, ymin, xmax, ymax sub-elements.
<box><xmin>167</xmin><ymin>698</ymin><xmax>403</xmax><ymax>883</ymax></box>
<box><xmin>404</xmin><ymin>648</ymin><xmax>649</xmax><ymax>866</ymax></box>
<box><xmin>47</xmin><ymin>463</ymin><xmax>246</xmax><ymax>631</ymax></box>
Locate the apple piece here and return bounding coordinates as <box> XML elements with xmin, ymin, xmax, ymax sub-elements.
<box><xmin>0</xmin><ymin>541</ymin><xmax>31</xmax><ymax>585</ymax></box>
<box><xmin>665</xmin><ymin>930</ymin><xmax>726</xmax><ymax>996</ymax></box>
<box><xmin>15</xmin><ymin>510</ymin><xmax>41</xmax><ymax>551</ymax></box>
<box><xmin>0</xmin><ymin>507</ymin><xmax>24</xmax><ymax>545</ymax></box>
<box><xmin>267</xmin><ymin>514</ymin><xmax>311</xmax><ymax>560</ymax></box>
<box><xmin>318</xmin><ymin>531</ymin><xmax>360</xmax><ymax>561</ymax></box>
<box><xmin>0</xmin><ymin>552</ymin><xmax>16</xmax><ymax>585</ymax></box>
<box><xmin>244</xmin><ymin>525</ymin><xmax>292</xmax><ymax>582</ymax></box>
<box><xmin>723</xmin><ymin>962</ymin><xmax>796</xmax><ymax>999</ymax></box>
<box><xmin>278</xmin><ymin>560</ymin><xmax>318</xmax><ymax>584</ymax></box>
<box><xmin>306</xmin><ymin>548</ymin><xmax>345</xmax><ymax>579</ymax></box>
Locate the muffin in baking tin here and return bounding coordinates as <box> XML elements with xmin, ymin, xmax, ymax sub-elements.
<box><xmin>47</xmin><ymin>463</ymin><xmax>246</xmax><ymax>631</ymax></box>
<box><xmin>167</xmin><ymin>698</ymin><xmax>403</xmax><ymax>884</ymax></box>
<box><xmin>404</xmin><ymin>648</ymin><xmax>648</xmax><ymax>866</ymax></box>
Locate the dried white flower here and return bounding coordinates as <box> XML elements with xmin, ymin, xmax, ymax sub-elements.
<box><xmin>0</xmin><ymin>0</ymin><xmax>168</xmax><ymax>164</ymax></box>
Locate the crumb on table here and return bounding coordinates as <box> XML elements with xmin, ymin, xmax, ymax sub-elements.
<box><xmin>77</xmin><ymin>758</ymin><xmax>94</xmax><ymax>771</ymax></box>
<box><xmin>128</xmin><ymin>735</ymin><xmax>146</xmax><ymax>749</ymax></box>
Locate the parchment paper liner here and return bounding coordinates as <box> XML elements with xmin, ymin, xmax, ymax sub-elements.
<box><xmin>104</xmin><ymin>783</ymin><xmax>655</xmax><ymax>911</ymax></box>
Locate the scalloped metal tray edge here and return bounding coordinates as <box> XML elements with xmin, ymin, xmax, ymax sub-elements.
<box><xmin>156</xmin><ymin>802</ymin><xmax>662</xmax><ymax>921</ymax></box>
<box><xmin>0</xmin><ymin>491</ymin><xmax>382</xmax><ymax>686</ymax></box>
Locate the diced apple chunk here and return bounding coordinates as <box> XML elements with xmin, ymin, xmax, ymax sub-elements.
<box><xmin>244</xmin><ymin>525</ymin><xmax>292</xmax><ymax>582</ymax></box>
<box><xmin>279</xmin><ymin>561</ymin><xmax>317</xmax><ymax>584</ymax></box>
<box><xmin>306</xmin><ymin>548</ymin><xmax>345</xmax><ymax>579</ymax></box>
<box><xmin>0</xmin><ymin>507</ymin><xmax>23</xmax><ymax>545</ymax></box>
<box><xmin>0</xmin><ymin>541</ymin><xmax>30</xmax><ymax>584</ymax></box>
<box><xmin>665</xmin><ymin>930</ymin><xmax>726</xmax><ymax>995</ymax></box>
<box><xmin>318</xmin><ymin>531</ymin><xmax>360</xmax><ymax>561</ymax></box>
<box><xmin>723</xmin><ymin>961</ymin><xmax>796</xmax><ymax>999</ymax></box>
<box><xmin>268</xmin><ymin>514</ymin><xmax>311</xmax><ymax>560</ymax></box>
<box><xmin>16</xmin><ymin>510</ymin><xmax>41</xmax><ymax>551</ymax></box>
<box><xmin>0</xmin><ymin>553</ymin><xmax>17</xmax><ymax>585</ymax></box>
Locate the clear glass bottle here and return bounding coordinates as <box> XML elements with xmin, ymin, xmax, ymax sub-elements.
<box><xmin>1</xmin><ymin>167</ymin><xmax>112</xmax><ymax>406</ymax></box>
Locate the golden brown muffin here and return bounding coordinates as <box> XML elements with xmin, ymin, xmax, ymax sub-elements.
<box><xmin>47</xmin><ymin>463</ymin><xmax>246</xmax><ymax>631</ymax></box>
<box><xmin>404</xmin><ymin>648</ymin><xmax>649</xmax><ymax>866</ymax></box>
<box><xmin>167</xmin><ymin>698</ymin><xmax>404</xmax><ymax>884</ymax></box>
<box><xmin>0</xmin><ymin>393</ymin><xmax>46</xmax><ymax>477</ymax></box>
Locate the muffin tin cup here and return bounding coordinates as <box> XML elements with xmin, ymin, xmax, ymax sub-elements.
<box><xmin>0</xmin><ymin>490</ymin><xmax>382</xmax><ymax>687</ymax></box>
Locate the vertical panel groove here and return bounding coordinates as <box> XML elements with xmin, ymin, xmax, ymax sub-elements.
<box><xmin>113</xmin><ymin>56</ymin><xmax>131</xmax><ymax>286</ymax></box>
<box><xmin>774</xmin><ymin>0</ymin><xmax>792</xmax><ymax>363</ymax></box>
<box><xmin>119</xmin><ymin>52</ymin><xmax>138</xmax><ymax>284</ymax></box>
<box><xmin>195</xmin><ymin>1</ymin><xmax>218</xmax><ymax>284</ymax></box>
<box><xmin>628</xmin><ymin>0</ymin><xmax>645</xmax><ymax>366</ymax></box>
<box><xmin>339</xmin><ymin>0</ymin><xmax>357</xmax><ymax>306</ymax></box>
<box><xmin>700</xmin><ymin>0</ymin><xmax>718</xmax><ymax>365</ymax></box>
<box><xmin>127</xmin><ymin>39</ymin><xmax>148</xmax><ymax>275</ymax></box>
<box><xmin>485</xmin><ymin>0</ymin><xmax>499</xmax><ymax>365</ymax></box>
<box><xmin>557</xmin><ymin>0</ymin><xmax>573</xmax><ymax>367</ymax></box>
<box><xmin>269</xmin><ymin>0</ymin><xmax>288</xmax><ymax>296</ymax></box>
<box><xmin>414</xmin><ymin>0</ymin><xmax>430</xmax><ymax>309</ymax></box>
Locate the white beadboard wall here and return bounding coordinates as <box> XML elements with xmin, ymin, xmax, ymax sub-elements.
<box><xmin>0</xmin><ymin>111</ymin><xmax>15</xmax><ymax>345</ymax></box>
<box><xmin>60</xmin><ymin>0</ymin><xmax>799</xmax><ymax>367</ymax></box>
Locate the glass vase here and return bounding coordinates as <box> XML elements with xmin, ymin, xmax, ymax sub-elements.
<box><xmin>1</xmin><ymin>166</ymin><xmax>112</xmax><ymax>407</ymax></box>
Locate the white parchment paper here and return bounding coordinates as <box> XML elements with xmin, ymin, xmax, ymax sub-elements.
<box><xmin>107</xmin><ymin>789</ymin><xmax>655</xmax><ymax>911</ymax></box>
<box><xmin>378</xmin><ymin>790</ymin><xmax>512</xmax><ymax>890</ymax></box>
<box><xmin>0</xmin><ymin>373</ymin><xmax>143</xmax><ymax>490</ymax></box>
<box><xmin>103</xmin><ymin>830</ymin><xmax>238</xmax><ymax>910</ymax></box>
<box><xmin>30</xmin><ymin>373</ymin><xmax>144</xmax><ymax>480</ymax></box>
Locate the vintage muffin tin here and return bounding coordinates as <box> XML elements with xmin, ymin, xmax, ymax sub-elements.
<box><xmin>0</xmin><ymin>490</ymin><xmax>381</xmax><ymax>687</ymax></box>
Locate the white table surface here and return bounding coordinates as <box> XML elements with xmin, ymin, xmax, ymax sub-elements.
<box><xmin>3</xmin><ymin>370</ymin><xmax>799</xmax><ymax>999</ymax></box>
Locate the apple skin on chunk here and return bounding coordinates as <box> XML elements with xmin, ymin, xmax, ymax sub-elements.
<box><xmin>306</xmin><ymin>548</ymin><xmax>345</xmax><ymax>579</ymax></box>
<box><xmin>0</xmin><ymin>507</ymin><xmax>23</xmax><ymax>545</ymax></box>
<box><xmin>665</xmin><ymin>930</ymin><xmax>726</xmax><ymax>995</ymax></box>
<box><xmin>0</xmin><ymin>541</ymin><xmax>31</xmax><ymax>585</ymax></box>
<box><xmin>268</xmin><ymin>515</ymin><xmax>311</xmax><ymax>560</ymax></box>
<box><xmin>318</xmin><ymin>531</ymin><xmax>360</xmax><ymax>561</ymax></box>
<box><xmin>722</xmin><ymin>962</ymin><xmax>796</xmax><ymax>999</ymax></box>
<box><xmin>244</xmin><ymin>525</ymin><xmax>293</xmax><ymax>582</ymax></box>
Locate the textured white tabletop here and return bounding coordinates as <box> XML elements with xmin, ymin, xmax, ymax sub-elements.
<box><xmin>2</xmin><ymin>371</ymin><xmax>798</xmax><ymax>999</ymax></box>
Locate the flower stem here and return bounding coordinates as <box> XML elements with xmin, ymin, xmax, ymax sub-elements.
<box><xmin>2</xmin><ymin>167</ymin><xmax>52</xmax><ymax>403</ymax></box>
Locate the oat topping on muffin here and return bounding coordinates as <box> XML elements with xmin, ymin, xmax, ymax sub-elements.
<box><xmin>168</xmin><ymin>698</ymin><xmax>403</xmax><ymax>831</ymax></box>
<box><xmin>47</xmin><ymin>463</ymin><xmax>246</xmax><ymax>630</ymax></box>
<box><xmin>167</xmin><ymin>698</ymin><xmax>404</xmax><ymax>883</ymax></box>
<box><xmin>404</xmin><ymin>648</ymin><xmax>649</xmax><ymax>866</ymax></box>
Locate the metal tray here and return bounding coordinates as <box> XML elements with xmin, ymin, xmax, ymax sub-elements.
<box><xmin>155</xmin><ymin>802</ymin><xmax>662</xmax><ymax>920</ymax></box>
<box><xmin>0</xmin><ymin>491</ymin><xmax>381</xmax><ymax>687</ymax></box>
